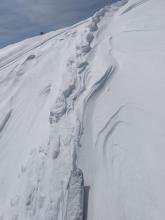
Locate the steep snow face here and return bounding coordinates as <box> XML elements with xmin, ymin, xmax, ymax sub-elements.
<box><xmin>78</xmin><ymin>0</ymin><xmax>165</xmax><ymax>220</ymax></box>
<box><xmin>0</xmin><ymin>0</ymin><xmax>165</xmax><ymax>220</ymax></box>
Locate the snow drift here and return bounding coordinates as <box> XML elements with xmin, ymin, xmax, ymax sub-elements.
<box><xmin>0</xmin><ymin>0</ymin><xmax>165</xmax><ymax>219</ymax></box>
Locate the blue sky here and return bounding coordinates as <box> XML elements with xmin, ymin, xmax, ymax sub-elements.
<box><xmin>0</xmin><ymin>0</ymin><xmax>116</xmax><ymax>48</ymax></box>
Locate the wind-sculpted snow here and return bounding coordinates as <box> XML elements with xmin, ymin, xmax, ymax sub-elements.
<box><xmin>1</xmin><ymin>0</ymin><xmax>165</xmax><ymax>219</ymax></box>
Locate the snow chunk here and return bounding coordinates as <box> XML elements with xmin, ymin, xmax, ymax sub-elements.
<box><xmin>88</xmin><ymin>22</ymin><xmax>98</xmax><ymax>32</ymax></box>
<box><xmin>92</xmin><ymin>16</ymin><xmax>100</xmax><ymax>24</ymax></box>
<box><xmin>66</xmin><ymin>169</ymin><xmax>84</xmax><ymax>220</ymax></box>
<box><xmin>76</xmin><ymin>44</ymin><xmax>91</xmax><ymax>55</ymax></box>
<box><xmin>95</xmin><ymin>8</ymin><xmax>106</xmax><ymax>17</ymax></box>
<box><xmin>49</xmin><ymin>93</ymin><xmax>67</xmax><ymax>123</ymax></box>
<box><xmin>86</xmin><ymin>32</ymin><xmax>94</xmax><ymax>44</ymax></box>
<box><xmin>77</xmin><ymin>61</ymin><xmax>89</xmax><ymax>74</ymax></box>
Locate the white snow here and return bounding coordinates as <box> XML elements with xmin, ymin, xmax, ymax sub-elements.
<box><xmin>0</xmin><ymin>0</ymin><xmax>165</xmax><ymax>219</ymax></box>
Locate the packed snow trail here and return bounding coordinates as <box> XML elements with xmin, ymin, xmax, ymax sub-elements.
<box><xmin>1</xmin><ymin>0</ymin><xmax>165</xmax><ymax>220</ymax></box>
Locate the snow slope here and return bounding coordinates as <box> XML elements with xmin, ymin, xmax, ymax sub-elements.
<box><xmin>0</xmin><ymin>0</ymin><xmax>165</xmax><ymax>219</ymax></box>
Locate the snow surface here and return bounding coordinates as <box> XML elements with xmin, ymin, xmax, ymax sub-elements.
<box><xmin>0</xmin><ymin>0</ymin><xmax>165</xmax><ymax>219</ymax></box>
